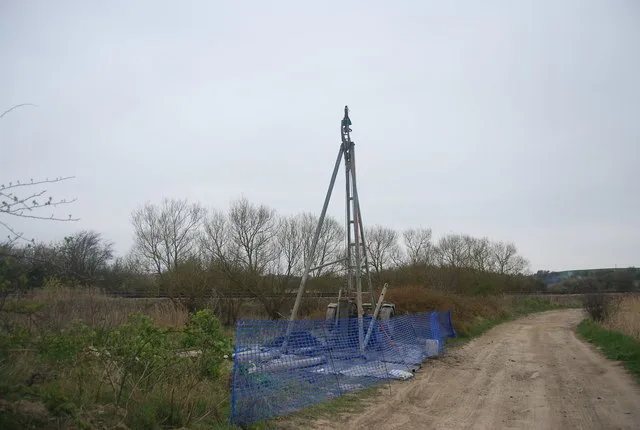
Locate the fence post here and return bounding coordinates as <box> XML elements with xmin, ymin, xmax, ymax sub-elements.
<box><xmin>429</xmin><ymin>312</ymin><xmax>442</xmax><ymax>353</ymax></box>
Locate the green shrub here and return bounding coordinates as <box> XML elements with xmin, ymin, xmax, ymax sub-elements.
<box><xmin>183</xmin><ymin>310</ymin><xmax>232</xmax><ymax>379</ymax></box>
<box><xmin>38</xmin><ymin>322</ymin><xmax>96</xmax><ymax>363</ymax></box>
<box><xmin>0</xmin><ymin>327</ymin><xmax>31</xmax><ymax>361</ymax></box>
<box><xmin>42</xmin><ymin>386</ymin><xmax>76</xmax><ymax>417</ymax></box>
<box><xmin>98</xmin><ymin>313</ymin><xmax>176</xmax><ymax>404</ymax></box>
<box><xmin>1</xmin><ymin>307</ymin><xmax>234</xmax><ymax>428</ymax></box>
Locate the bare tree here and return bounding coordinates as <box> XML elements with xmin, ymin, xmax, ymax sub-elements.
<box><xmin>298</xmin><ymin>212</ymin><xmax>344</xmax><ymax>276</ymax></box>
<box><xmin>273</xmin><ymin>215</ymin><xmax>304</xmax><ymax>278</ymax></box>
<box><xmin>201</xmin><ymin>198</ymin><xmax>281</xmax><ymax>317</ymax></box>
<box><xmin>131</xmin><ymin>203</ymin><xmax>164</xmax><ymax>274</ymax></box>
<box><xmin>200</xmin><ymin>209</ymin><xmax>245</xmax><ymax>324</ymax></box>
<box><xmin>491</xmin><ymin>241</ymin><xmax>529</xmax><ymax>275</ymax></box>
<box><xmin>433</xmin><ymin>233</ymin><xmax>481</xmax><ymax>292</ymax></box>
<box><xmin>260</xmin><ymin>214</ymin><xmax>306</xmax><ymax>318</ymax></box>
<box><xmin>131</xmin><ymin>198</ymin><xmax>204</xmax><ymax>274</ymax></box>
<box><xmin>402</xmin><ymin>227</ymin><xmax>433</xmax><ymax>265</ymax></box>
<box><xmin>434</xmin><ymin>233</ymin><xmax>469</xmax><ymax>268</ymax></box>
<box><xmin>229</xmin><ymin>197</ymin><xmax>278</xmax><ymax>273</ymax></box>
<box><xmin>57</xmin><ymin>230</ymin><xmax>114</xmax><ymax>283</ymax></box>
<box><xmin>433</xmin><ymin>234</ymin><xmax>529</xmax><ymax>275</ymax></box>
<box><xmin>463</xmin><ymin>235</ymin><xmax>493</xmax><ymax>272</ymax></box>
<box><xmin>365</xmin><ymin>225</ymin><xmax>402</xmax><ymax>275</ymax></box>
<box><xmin>200</xmin><ymin>209</ymin><xmax>229</xmax><ymax>266</ymax></box>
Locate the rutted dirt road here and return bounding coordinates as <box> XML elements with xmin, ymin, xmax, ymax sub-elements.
<box><xmin>305</xmin><ymin>310</ymin><xmax>640</xmax><ymax>430</ymax></box>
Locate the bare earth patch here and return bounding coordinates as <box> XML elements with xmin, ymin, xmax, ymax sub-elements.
<box><xmin>293</xmin><ymin>310</ymin><xmax>640</xmax><ymax>430</ymax></box>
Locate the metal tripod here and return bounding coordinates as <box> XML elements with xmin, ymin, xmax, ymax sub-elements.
<box><xmin>284</xmin><ymin>106</ymin><xmax>376</xmax><ymax>352</ymax></box>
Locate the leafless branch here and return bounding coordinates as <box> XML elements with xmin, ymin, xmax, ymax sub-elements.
<box><xmin>0</xmin><ymin>219</ymin><xmax>26</xmax><ymax>245</ymax></box>
<box><xmin>0</xmin><ymin>104</ymin><xmax>79</xmax><ymax>244</ymax></box>
<box><xmin>0</xmin><ymin>103</ymin><xmax>38</xmax><ymax>119</ymax></box>
<box><xmin>0</xmin><ymin>176</ymin><xmax>79</xmax><ymax>244</ymax></box>
<box><xmin>0</xmin><ymin>176</ymin><xmax>75</xmax><ymax>191</ymax></box>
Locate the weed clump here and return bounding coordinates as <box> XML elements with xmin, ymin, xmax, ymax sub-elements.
<box><xmin>583</xmin><ymin>293</ymin><xmax>613</xmax><ymax>322</ymax></box>
<box><xmin>0</xmin><ymin>309</ymin><xmax>233</xmax><ymax>428</ymax></box>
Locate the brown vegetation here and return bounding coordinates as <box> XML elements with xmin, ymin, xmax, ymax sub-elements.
<box><xmin>5</xmin><ymin>282</ymin><xmax>190</xmax><ymax>331</ymax></box>
<box><xmin>4</xmin><ymin>282</ymin><xmax>331</xmax><ymax>333</ymax></box>
<box><xmin>602</xmin><ymin>294</ymin><xmax>640</xmax><ymax>340</ymax></box>
<box><xmin>309</xmin><ymin>285</ymin><xmax>568</xmax><ymax>338</ymax></box>
<box><xmin>386</xmin><ymin>286</ymin><xmax>518</xmax><ymax>337</ymax></box>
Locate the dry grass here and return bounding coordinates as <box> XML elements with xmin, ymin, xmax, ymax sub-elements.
<box><xmin>386</xmin><ymin>285</ymin><xmax>514</xmax><ymax>337</ymax></box>
<box><xmin>5</xmin><ymin>284</ymin><xmax>190</xmax><ymax>331</ymax></box>
<box><xmin>527</xmin><ymin>293</ymin><xmax>584</xmax><ymax>307</ymax></box>
<box><xmin>603</xmin><ymin>294</ymin><xmax>640</xmax><ymax>341</ymax></box>
<box><xmin>303</xmin><ymin>285</ymin><xmax>561</xmax><ymax>338</ymax></box>
<box><xmin>4</xmin><ymin>283</ymin><xmax>576</xmax><ymax>338</ymax></box>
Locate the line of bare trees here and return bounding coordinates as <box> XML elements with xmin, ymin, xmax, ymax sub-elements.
<box><xmin>119</xmin><ymin>197</ymin><xmax>532</xmax><ymax>319</ymax></box>
<box><xmin>128</xmin><ymin>197</ymin><xmax>529</xmax><ymax>279</ymax></box>
<box><xmin>1</xmin><ymin>192</ymin><xmax>533</xmax><ymax>322</ymax></box>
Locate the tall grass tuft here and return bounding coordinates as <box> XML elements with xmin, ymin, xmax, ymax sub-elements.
<box><xmin>602</xmin><ymin>294</ymin><xmax>640</xmax><ymax>341</ymax></box>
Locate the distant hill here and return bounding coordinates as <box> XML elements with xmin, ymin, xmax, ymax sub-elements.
<box><xmin>535</xmin><ymin>267</ymin><xmax>640</xmax><ymax>293</ymax></box>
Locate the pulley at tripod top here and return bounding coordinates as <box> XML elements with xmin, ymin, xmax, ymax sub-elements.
<box><xmin>342</xmin><ymin>105</ymin><xmax>352</xmax><ymax>128</ymax></box>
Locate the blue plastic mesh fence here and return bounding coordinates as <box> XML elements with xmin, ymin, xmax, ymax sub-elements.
<box><xmin>229</xmin><ymin>310</ymin><xmax>456</xmax><ymax>426</ymax></box>
<box><xmin>231</xmin><ymin>311</ymin><xmax>456</xmax><ymax>425</ymax></box>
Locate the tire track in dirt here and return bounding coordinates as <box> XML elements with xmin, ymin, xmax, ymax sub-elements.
<box><xmin>299</xmin><ymin>310</ymin><xmax>640</xmax><ymax>430</ymax></box>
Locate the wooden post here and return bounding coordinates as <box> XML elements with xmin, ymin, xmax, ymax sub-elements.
<box><xmin>362</xmin><ymin>283</ymin><xmax>388</xmax><ymax>351</ymax></box>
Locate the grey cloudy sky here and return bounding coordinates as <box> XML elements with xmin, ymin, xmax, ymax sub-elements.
<box><xmin>1</xmin><ymin>0</ymin><xmax>639</xmax><ymax>272</ymax></box>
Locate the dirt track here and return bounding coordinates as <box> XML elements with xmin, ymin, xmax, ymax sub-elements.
<box><xmin>306</xmin><ymin>309</ymin><xmax>640</xmax><ymax>430</ymax></box>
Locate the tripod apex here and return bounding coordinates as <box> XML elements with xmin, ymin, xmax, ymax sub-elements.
<box><xmin>342</xmin><ymin>105</ymin><xmax>352</xmax><ymax>127</ymax></box>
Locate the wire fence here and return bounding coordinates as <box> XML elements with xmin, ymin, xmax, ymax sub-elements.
<box><xmin>230</xmin><ymin>310</ymin><xmax>456</xmax><ymax>426</ymax></box>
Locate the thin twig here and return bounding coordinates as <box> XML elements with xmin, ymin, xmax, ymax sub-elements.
<box><xmin>2</xmin><ymin>210</ymin><xmax>79</xmax><ymax>221</ymax></box>
<box><xmin>0</xmin><ymin>176</ymin><xmax>76</xmax><ymax>191</ymax></box>
<box><xmin>0</xmin><ymin>219</ymin><xmax>24</xmax><ymax>244</ymax></box>
<box><xmin>0</xmin><ymin>103</ymin><xmax>38</xmax><ymax>119</ymax></box>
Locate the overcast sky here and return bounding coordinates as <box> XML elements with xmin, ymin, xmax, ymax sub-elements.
<box><xmin>1</xmin><ymin>0</ymin><xmax>639</xmax><ymax>272</ymax></box>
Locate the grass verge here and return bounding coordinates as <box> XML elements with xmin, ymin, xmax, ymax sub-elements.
<box><xmin>577</xmin><ymin>319</ymin><xmax>640</xmax><ymax>382</ymax></box>
<box><xmin>269</xmin><ymin>385</ymin><xmax>385</xmax><ymax>429</ymax></box>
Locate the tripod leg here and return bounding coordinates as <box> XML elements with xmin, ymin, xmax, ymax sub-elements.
<box><xmin>283</xmin><ymin>145</ymin><xmax>345</xmax><ymax>349</ymax></box>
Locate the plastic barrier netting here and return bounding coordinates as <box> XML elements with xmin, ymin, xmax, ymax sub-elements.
<box><xmin>230</xmin><ymin>310</ymin><xmax>456</xmax><ymax>426</ymax></box>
